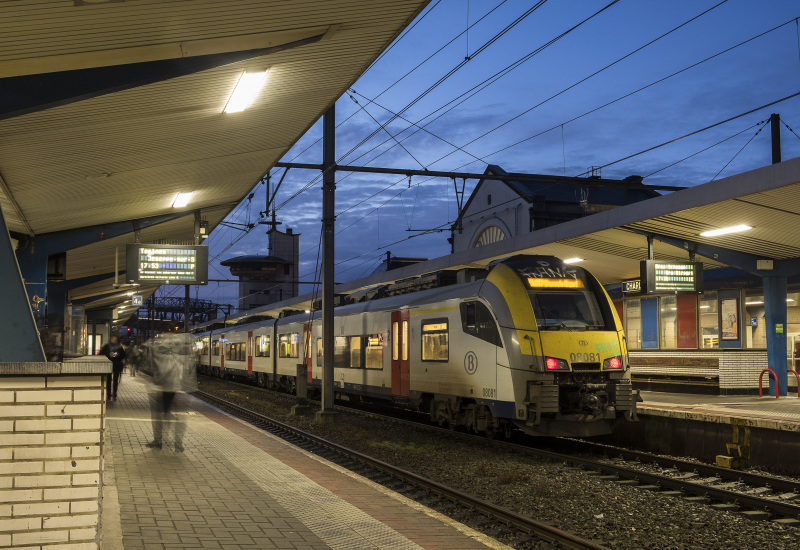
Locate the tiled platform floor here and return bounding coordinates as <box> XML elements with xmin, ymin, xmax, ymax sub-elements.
<box><xmin>101</xmin><ymin>375</ymin><xmax>508</xmax><ymax>550</ymax></box>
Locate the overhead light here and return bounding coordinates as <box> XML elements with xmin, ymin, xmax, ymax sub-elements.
<box><xmin>224</xmin><ymin>70</ymin><xmax>269</xmax><ymax>113</ymax></box>
<box><xmin>172</xmin><ymin>192</ymin><xmax>193</xmax><ymax>208</ymax></box>
<box><xmin>700</xmin><ymin>224</ymin><xmax>752</xmax><ymax>237</ymax></box>
<box><xmin>746</xmin><ymin>301</ymin><xmax>763</xmax><ymax>305</ymax></box>
<box><xmin>563</xmin><ymin>258</ymin><xmax>584</xmax><ymax>264</ymax></box>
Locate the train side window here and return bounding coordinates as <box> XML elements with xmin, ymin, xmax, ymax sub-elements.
<box><xmin>212</xmin><ymin>341</ymin><xmax>219</xmax><ymax>356</ymax></box>
<box><xmin>392</xmin><ymin>321</ymin><xmax>399</xmax><ymax>361</ymax></box>
<box><xmin>350</xmin><ymin>336</ymin><xmax>363</xmax><ymax>368</ymax></box>
<box><xmin>402</xmin><ymin>320</ymin><xmax>409</xmax><ymax>361</ymax></box>
<box><xmin>365</xmin><ymin>334</ymin><xmax>383</xmax><ymax>369</ymax></box>
<box><xmin>460</xmin><ymin>301</ymin><xmax>502</xmax><ymax>347</ymax></box>
<box><xmin>255</xmin><ymin>335</ymin><xmax>270</xmax><ymax>357</ymax></box>
<box><xmin>279</xmin><ymin>333</ymin><xmax>299</xmax><ymax>358</ymax></box>
<box><xmin>316</xmin><ymin>337</ymin><xmax>323</xmax><ymax>366</ymax></box>
<box><xmin>421</xmin><ymin>319</ymin><xmax>449</xmax><ymax>362</ymax></box>
<box><xmin>334</xmin><ymin>336</ymin><xmax>350</xmax><ymax>368</ymax></box>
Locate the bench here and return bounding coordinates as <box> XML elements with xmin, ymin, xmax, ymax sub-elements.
<box><xmin>630</xmin><ymin>356</ymin><xmax>720</xmax><ymax>393</ymax></box>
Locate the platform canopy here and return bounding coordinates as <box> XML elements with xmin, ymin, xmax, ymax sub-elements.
<box><xmin>0</xmin><ymin>0</ymin><xmax>428</xmax><ymax>319</ymax></box>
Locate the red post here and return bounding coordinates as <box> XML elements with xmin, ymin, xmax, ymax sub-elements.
<box><xmin>788</xmin><ymin>370</ymin><xmax>800</xmax><ymax>398</ymax></box>
<box><xmin>759</xmin><ymin>368</ymin><xmax>779</xmax><ymax>398</ymax></box>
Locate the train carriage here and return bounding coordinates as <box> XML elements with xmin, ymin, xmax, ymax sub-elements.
<box><xmin>192</xmin><ymin>255</ymin><xmax>637</xmax><ymax>437</ymax></box>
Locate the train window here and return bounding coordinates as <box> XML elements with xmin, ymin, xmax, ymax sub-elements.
<box><xmin>334</xmin><ymin>336</ymin><xmax>350</xmax><ymax>368</ymax></box>
<box><xmin>402</xmin><ymin>320</ymin><xmax>409</xmax><ymax>361</ymax></box>
<box><xmin>421</xmin><ymin>319</ymin><xmax>449</xmax><ymax>362</ymax></box>
<box><xmin>350</xmin><ymin>337</ymin><xmax>363</xmax><ymax>368</ymax></box>
<box><xmin>317</xmin><ymin>337</ymin><xmax>323</xmax><ymax>366</ymax></box>
<box><xmin>392</xmin><ymin>321</ymin><xmax>399</xmax><ymax>361</ymax></box>
<box><xmin>279</xmin><ymin>333</ymin><xmax>299</xmax><ymax>358</ymax></box>
<box><xmin>365</xmin><ymin>334</ymin><xmax>383</xmax><ymax>369</ymax></box>
<box><xmin>460</xmin><ymin>302</ymin><xmax>502</xmax><ymax>347</ymax></box>
<box><xmin>212</xmin><ymin>341</ymin><xmax>220</xmax><ymax>356</ymax></box>
<box><xmin>530</xmin><ymin>290</ymin><xmax>606</xmax><ymax>331</ymax></box>
<box><xmin>255</xmin><ymin>335</ymin><xmax>270</xmax><ymax>357</ymax></box>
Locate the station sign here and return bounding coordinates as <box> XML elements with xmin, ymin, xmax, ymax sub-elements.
<box><xmin>131</xmin><ymin>294</ymin><xmax>143</xmax><ymax>306</ymax></box>
<box><xmin>126</xmin><ymin>244</ymin><xmax>209</xmax><ymax>285</ymax></box>
<box><xmin>640</xmin><ymin>260</ymin><xmax>703</xmax><ymax>294</ymax></box>
<box><xmin>621</xmin><ymin>279</ymin><xmax>641</xmax><ymax>294</ymax></box>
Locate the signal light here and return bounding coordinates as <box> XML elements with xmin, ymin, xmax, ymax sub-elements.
<box><xmin>546</xmin><ymin>357</ymin><xmax>558</xmax><ymax>370</ymax></box>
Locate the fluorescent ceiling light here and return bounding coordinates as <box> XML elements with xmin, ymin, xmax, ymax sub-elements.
<box><xmin>172</xmin><ymin>192</ymin><xmax>193</xmax><ymax>208</ymax></box>
<box><xmin>563</xmin><ymin>258</ymin><xmax>584</xmax><ymax>264</ymax></box>
<box><xmin>746</xmin><ymin>301</ymin><xmax>763</xmax><ymax>305</ymax></box>
<box><xmin>700</xmin><ymin>224</ymin><xmax>752</xmax><ymax>237</ymax></box>
<box><xmin>224</xmin><ymin>70</ymin><xmax>269</xmax><ymax>113</ymax></box>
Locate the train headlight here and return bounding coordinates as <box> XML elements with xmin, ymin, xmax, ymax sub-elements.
<box><xmin>603</xmin><ymin>356</ymin><xmax>623</xmax><ymax>370</ymax></box>
<box><xmin>545</xmin><ymin>357</ymin><xmax>569</xmax><ymax>371</ymax></box>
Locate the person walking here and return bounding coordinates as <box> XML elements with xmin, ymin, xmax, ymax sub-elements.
<box><xmin>100</xmin><ymin>334</ymin><xmax>127</xmax><ymax>401</ymax></box>
<box><xmin>146</xmin><ymin>333</ymin><xmax>197</xmax><ymax>451</ymax></box>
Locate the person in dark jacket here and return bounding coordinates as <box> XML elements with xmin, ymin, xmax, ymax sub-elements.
<box><xmin>100</xmin><ymin>335</ymin><xmax>127</xmax><ymax>401</ymax></box>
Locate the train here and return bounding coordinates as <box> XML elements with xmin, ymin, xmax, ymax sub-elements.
<box><xmin>193</xmin><ymin>255</ymin><xmax>639</xmax><ymax>437</ymax></box>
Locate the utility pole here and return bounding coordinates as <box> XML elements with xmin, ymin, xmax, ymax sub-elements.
<box><xmin>770</xmin><ymin>113</ymin><xmax>781</xmax><ymax>164</ymax></box>
<box><xmin>319</xmin><ymin>104</ymin><xmax>337</xmax><ymax>421</ymax></box>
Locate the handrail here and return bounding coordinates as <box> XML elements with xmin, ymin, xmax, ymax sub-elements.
<box><xmin>759</xmin><ymin>368</ymin><xmax>779</xmax><ymax>398</ymax></box>
<box><xmin>788</xmin><ymin>369</ymin><xmax>800</xmax><ymax>398</ymax></box>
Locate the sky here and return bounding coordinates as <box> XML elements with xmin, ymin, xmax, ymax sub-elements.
<box><xmin>170</xmin><ymin>0</ymin><xmax>800</xmax><ymax>312</ymax></box>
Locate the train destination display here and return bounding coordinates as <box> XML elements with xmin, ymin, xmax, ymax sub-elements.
<box><xmin>640</xmin><ymin>260</ymin><xmax>703</xmax><ymax>294</ymax></box>
<box><xmin>126</xmin><ymin>244</ymin><xmax>209</xmax><ymax>285</ymax></box>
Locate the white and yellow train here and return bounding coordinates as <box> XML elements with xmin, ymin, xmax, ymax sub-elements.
<box><xmin>194</xmin><ymin>255</ymin><xmax>638</xmax><ymax>437</ymax></box>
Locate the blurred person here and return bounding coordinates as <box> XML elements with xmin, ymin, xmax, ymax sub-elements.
<box><xmin>146</xmin><ymin>334</ymin><xmax>198</xmax><ymax>451</ymax></box>
<box><xmin>100</xmin><ymin>334</ymin><xmax>127</xmax><ymax>401</ymax></box>
<box><xmin>127</xmin><ymin>343</ymin><xmax>144</xmax><ymax>377</ymax></box>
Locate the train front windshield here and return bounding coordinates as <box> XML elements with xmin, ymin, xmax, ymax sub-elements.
<box><xmin>530</xmin><ymin>289</ymin><xmax>606</xmax><ymax>330</ymax></box>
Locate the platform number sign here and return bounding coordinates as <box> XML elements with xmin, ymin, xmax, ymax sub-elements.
<box><xmin>132</xmin><ymin>295</ymin><xmax>143</xmax><ymax>306</ymax></box>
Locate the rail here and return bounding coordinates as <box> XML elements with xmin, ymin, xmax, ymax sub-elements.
<box><xmin>759</xmin><ymin>368</ymin><xmax>779</xmax><ymax>398</ymax></box>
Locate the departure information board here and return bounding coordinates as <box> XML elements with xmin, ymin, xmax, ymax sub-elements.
<box><xmin>640</xmin><ymin>260</ymin><xmax>703</xmax><ymax>294</ymax></box>
<box><xmin>126</xmin><ymin>244</ymin><xmax>208</xmax><ymax>285</ymax></box>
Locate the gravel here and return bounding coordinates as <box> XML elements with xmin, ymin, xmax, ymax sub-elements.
<box><xmin>196</xmin><ymin>379</ymin><xmax>800</xmax><ymax>550</ymax></box>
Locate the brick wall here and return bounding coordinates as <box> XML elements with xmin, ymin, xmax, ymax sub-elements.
<box><xmin>0</xmin><ymin>372</ymin><xmax>105</xmax><ymax>549</ymax></box>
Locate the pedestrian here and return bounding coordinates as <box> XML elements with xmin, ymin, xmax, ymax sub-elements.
<box><xmin>100</xmin><ymin>334</ymin><xmax>127</xmax><ymax>401</ymax></box>
<box><xmin>127</xmin><ymin>343</ymin><xmax>143</xmax><ymax>377</ymax></box>
<box><xmin>146</xmin><ymin>333</ymin><xmax>197</xmax><ymax>451</ymax></box>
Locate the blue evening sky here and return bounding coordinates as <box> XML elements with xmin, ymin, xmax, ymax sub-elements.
<box><xmin>177</xmin><ymin>0</ymin><xmax>800</xmax><ymax>311</ymax></box>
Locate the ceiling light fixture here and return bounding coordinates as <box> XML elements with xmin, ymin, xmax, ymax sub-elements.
<box><xmin>172</xmin><ymin>192</ymin><xmax>193</xmax><ymax>208</ymax></box>
<box><xmin>224</xmin><ymin>70</ymin><xmax>269</xmax><ymax>113</ymax></box>
<box><xmin>700</xmin><ymin>224</ymin><xmax>752</xmax><ymax>237</ymax></box>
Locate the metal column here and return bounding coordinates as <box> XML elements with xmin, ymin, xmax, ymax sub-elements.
<box><xmin>0</xmin><ymin>206</ymin><xmax>46</xmax><ymax>361</ymax></box>
<box><xmin>319</xmin><ymin>105</ymin><xmax>336</xmax><ymax>418</ymax></box>
<box><xmin>763</xmin><ymin>275</ymin><xmax>788</xmax><ymax>396</ymax></box>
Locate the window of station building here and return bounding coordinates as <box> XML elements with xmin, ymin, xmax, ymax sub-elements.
<box><xmin>699</xmin><ymin>291</ymin><xmax>719</xmax><ymax>348</ymax></box>
<box><xmin>744</xmin><ymin>293</ymin><xmax>766</xmax><ymax>349</ymax></box>
<box><xmin>660</xmin><ymin>295</ymin><xmax>678</xmax><ymax>349</ymax></box>
<box><xmin>624</xmin><ymin>299</ymin><xmax>642</xmax><ymax>350</ymax></box>
<box><xmin>422</xmin><ymin>319</ymin><xmax>449</xmax><ymax>362</ymax></box>
<box><xmin>460</xmin><ymin>301</ymin><xmax>502</xmax><ymax>347</ymax></box>
<box><xmin>789</xmin><ymin>292</ymin><xmax>800</xmax><ymax>370</ymax></box>
<box><xmin>365</xmin><ymin>334</ymin><xmax>384</xmax><ymax>369</ymax></box>
<box><xmin>255</xmin><ymin>335</ymin><xmax>270</xmax><ymax>357</ymax></box>
<box><xmin>279</xmin><ymin>333</ymin><xmax>299</xmax><ymax>358</ymax></box>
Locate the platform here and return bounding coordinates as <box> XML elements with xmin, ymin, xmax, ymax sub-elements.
<box><xmin>100</xmin><ymin>373</ymin><xmax>508</xmax><ymax>550</ymax></box>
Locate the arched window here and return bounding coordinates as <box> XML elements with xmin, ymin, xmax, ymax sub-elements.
<box><xmin>472</xmin><ymin>226</ymin><xmax>506</xmax><ymax>248</ymax></box>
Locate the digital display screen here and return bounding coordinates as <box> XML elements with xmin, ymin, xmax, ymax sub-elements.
<box><xmin>527</xmin><ymin>278</ymin><xmax>584</xmax><ymax>289</ymax></box>
<box><xmin>640</xmin><ymin>260</ymin><xmax>703</xmax><ymax>294</ymax></box>
<box><xmin>126</xmin><ymin>244</ymin><xmax>208</xmax><ymax>285</ymax></box>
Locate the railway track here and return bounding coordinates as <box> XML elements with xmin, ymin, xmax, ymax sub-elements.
<box><xmin>194</xmin><ymin>389</ymin><xmax>611</xmax><ymax>550</ymax></box>
<box><xmin>195</xmin><ymin>376</ymin><xmax>800</xmax><ymax>525</ymax></box>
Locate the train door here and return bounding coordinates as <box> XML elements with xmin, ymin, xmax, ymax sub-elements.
<box><xmin>303</xmin><ymin>323</ymin><xmax>313</xmax><ymax>383</ymax></box>
<box><xmin>220</xmin><ymin>333</ymin><xmax>225</xmax><ymax>372</ymax></box>
<box><xmin>391</xmin><ymin>310</ymin><xmax>410</xmax><ymax>397</ymax></box>
<box><xmin>247</xmin><ymin>330</ymin><xmax>253</xmax><ymax>375</ymax></box>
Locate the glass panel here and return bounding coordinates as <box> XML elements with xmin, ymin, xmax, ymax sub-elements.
<box><xmin>317</xmin><ymin>337</ymin><xmax>323</xmax><ymax>366</ymax></box>
<box><xmin>365</xmin><ymin>334</ymin><xmax>383</xmax><ymax>369</ymax></box>
<box><xmin>350</xmin><ymin>337</ymin><xmax>362</xmax><ymax>368</ymax></box>
<box><xmin>421</xmin><ymin>320</ymin><xmax>448</xmax><ymax>361</ymax></box>
<box><xmin>660</xmin><ymin>295</ymin><xmax>677</xmax><ymax>349</ymax></box>
<box><xmin>402</xmin><ymin>320</ymin><xmax>409</xmax><ymax>361</ymax></box>
<box><xmin>392</xmin><ymin>321</ymin><xmax>399</xmax><ymax>361</ymax></box>
<box><xmin>699</xmin><ymin>291</ymin><xmax>719</xmax><ymax>348</ymax></box>
<box><xmin>530</xmin><ymin>290</ymin><xmax>607</xmax><ymax>330</ymax></box>
<box><xmin>334</xmin><ymin>336</ymin><xmax>350</xmax><ymax>368</ymax></box>
<box><xmin>624</xmin><ymin>299</ymin><xmax>642</xmax><ymax>350</ymax></box>
<box><xmin>744</xmin><ymin>294</ymin><xmax>766</xmax><ymax>349</ymax></box>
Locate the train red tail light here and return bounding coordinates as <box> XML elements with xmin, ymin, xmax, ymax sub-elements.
<box><xmin>545</xmin><ymin>357</ymin><xmax>569</xmax><ymax>371</ymax></box>
<box><xmin>604</xmin><ymin>356</ymin><xmax>623</xmax><ymax>370</ymax></box>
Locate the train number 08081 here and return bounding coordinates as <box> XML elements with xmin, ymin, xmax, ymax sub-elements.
<box><xmin>569</xmin><ymin>352</ymin><xmax>600</xmax><ymax>362</ymax></box>
<box><xmin>482</xmin><ymin>388</ymin><xmax>496</xmax><ymax>398</ymax></box>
